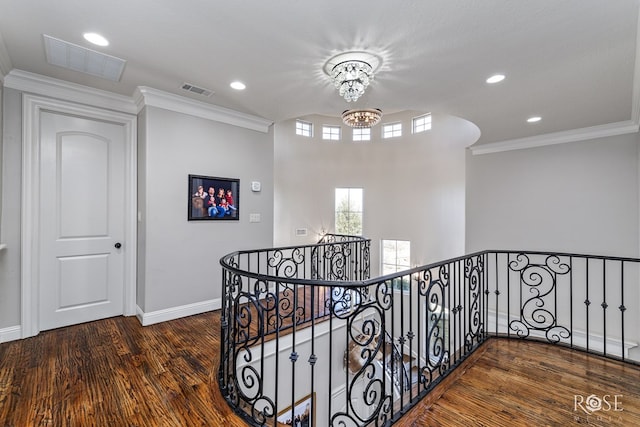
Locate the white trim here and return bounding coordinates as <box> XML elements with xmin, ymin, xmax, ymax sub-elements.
<box><xmin>0</xmin><ymin>325</ymin><xmax>21</xmax><ymax>343</ymax></box>
<box><xmin>134</xmin><ymin>86</ymin><xmax>273</xmax><ymax>133</ymax></box>
<box><xmin>470</xmin><ymin>120</ymin><xmax>640</xmax><ymax>155</ymax></box>
<box><xmin>236</xmin><ymin>317</ymin><xmax>347</xmax><ymax>366</ymax></box>
<box><xmin>21</xmin><ymin>94</ymin><xmax>137</xmax><ymax>338</ymax></box>
<box><xmin>487</xmin><ymin>310</ymin><xmax>638</xmax><ymax>359</ymax></box>
<box><xmin>331</xmin><ymin>384</ymin><xmax>347</xmax><ymax>402</ymax></box>
<box><xmin>135</xmin><ymin>299</ymin><xmax>221</xmax><ymax>326</ymax></box>
<box><xmin>4</xmin><ymin>69</ymin><xmax>137</xmax><ymax>114</ymax></box>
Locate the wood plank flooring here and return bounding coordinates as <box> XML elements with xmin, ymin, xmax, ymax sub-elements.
<box><xmin>1</xmin><ymin>311</ymin><xmax>639</xmax><ymax>426</ymax></box>
<box><xmin>394</xmin><ymin>338</ymin><xmax>640</xmax><ymax>427</ymax></box>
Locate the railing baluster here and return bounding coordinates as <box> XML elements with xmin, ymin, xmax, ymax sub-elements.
<box><xmin>507</xmin><ymin>253</ymin><xmax>511</xmax><ymax>339</ymax></box>
<box><xmin>570</xmin><ymin>256</ymin><xmax>574</xmax><ymax>349</ymax></box>
<box><xmin>603</xmin><ymin>259</ymin><xmax>607</xmax><ymax>357</ymax></box>
<box><xmin>621</xmin><ymin>261</ymin><xmax>626</xmax><ymax>362</ymax></box>
<box><xmin>586</xmin><ymin>258</ymin><xmax>590</xmax><ymax>352</ymax></box>
<box><xmin>275</xmin><ymin>280</ymin><xmax>281</xmax><ymax>426</ymax></box>
<box><xmin>310</xmin><ymin>283</ymin><xmax>316</xmax><ymax>427</ymax></box>
<box><xmin>494</xmin><ymin>252</ymin><xmax>499</xmax><ymax>336</ymax></box>
<box><xmin>290</xmin><ymin>283</ymin><xmax>298</xmax><ymax>426</ymax></box>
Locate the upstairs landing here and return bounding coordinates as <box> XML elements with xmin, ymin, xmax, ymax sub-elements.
<box><xmin>394</xmin><ymin>338</ymin><xmax>640</xmax><ymax>426</ymax></box>
<box><xmin>1</xmin><ymin>312</ymin><xmax>639</xmax><ymax>426</ymax></box>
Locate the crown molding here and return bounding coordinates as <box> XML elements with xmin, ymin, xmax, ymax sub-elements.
<box><xmin>3</xmin><ymin>69</ymin><xmax>137</xmax><ymax>114</ymax></box>
<box><xmin>134</xmin><ymin>86</ymin><xmax>272</xmax><ymax>133</ymax></box>
<box><xmin>469</xmin><ymin>120</ymin><xmax>640</xmax><ymax>155</ymax></box>
<box><xmin>0</xmin><ymin>32</ymin><xmax>12</xmax><ymax>82</ymax></box>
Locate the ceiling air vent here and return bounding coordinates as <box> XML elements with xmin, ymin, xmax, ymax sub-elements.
<box><xmin>43</xmin><ymin>34</ymin><xmax>126</xmax><ymax>82</ymax></box>
<box><xmin>181</xmin><ymin>83</ymin><xmax>214</xmax><ymax>97</ymax></box>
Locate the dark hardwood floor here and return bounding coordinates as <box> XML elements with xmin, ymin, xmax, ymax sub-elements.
<box><xmin>1</xmin><ymin>311</ymin><xmax>639</xmax><ymax>426</ymax></box>
<box><xmin>395</xmin><ymin>338</ymin><xmax>640</xmax><ymax>427</ymax></box>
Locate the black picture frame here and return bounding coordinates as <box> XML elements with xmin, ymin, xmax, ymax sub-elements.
<box><xmin>188</xmin><ymin>174</ymin><xmax>239</xmax><ymax>221</ymax></box>
<box><xmin>276</xmin><ymin>393</ymin><xmax>315</xmax><ymax>427</ymax></box>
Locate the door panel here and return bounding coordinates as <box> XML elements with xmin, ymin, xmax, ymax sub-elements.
<box><xmin>58</xmin><ymin>254</ymin><xmax>109</xmax><ymax>309</ymax></box>
<box><xmin>58</xmin><ymin>134</ymin><xmax>109</xmax><ymax>237</ymax></box>
<box><xmin>39</xmin><ymin>111</ymin><xmax>125</xmax><ymax>331</ymax></box>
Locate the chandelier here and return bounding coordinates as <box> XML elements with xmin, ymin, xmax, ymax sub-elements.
<box><xmin>332</xmin><ymin>61</ymin><xmax>372</xmax><ymax>102</ymax></box>
<box><xmin>324</xmin><ymin>51</ymin><xmax>382</xmax><ymax>103</ymax></box>
<box><xmin>342</xmin><ymin>108</ymin><xmax>383</xmax><ymax>128</ymax></box>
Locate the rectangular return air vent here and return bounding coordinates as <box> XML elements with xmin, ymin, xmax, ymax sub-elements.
<box><xmin>181</xmin><ymin>83</ymin><xmax>214</xmax><ymax>97</ymax></box>
<box><xmin>43</xmin><ymin>34</ymin><xmax>126</xmax><ymax>82</ymax></box>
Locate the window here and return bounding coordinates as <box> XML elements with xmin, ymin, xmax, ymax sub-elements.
<box><xmin>382</xmin><ymin>122</ymin><xmax>402</xmax><ymax>139</ymax></box>
<box><xmin>381</xmin><ymin>240</ymin><xmax>411</xmax><ymax>291</ymax></box>
<box><xmin>322</xmin><ymin>125</ymin><xmax>341</xmax><ymax>141</ymax></box>
<box><xmin>352</xmin><ymin>127</ymin><xmax>371</xmax><ymax>142</ymax></box>
<box><xmin>296</xmin><ymin>120</ymin><xmax>313</xmax><ymax>137</ymax></box>
<box><xmin>335</xmin><ymin>188</ymin><xmax>363</xmax><ymax>235</ymax></box>
<box><xmin>412</xmin><ymin>113</ymin><xmax>432</xmax><ymax>134</ymax></box>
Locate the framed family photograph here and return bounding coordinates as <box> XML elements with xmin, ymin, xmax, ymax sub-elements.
<box><xmin>188</xmin><ymin>174</ymin><xmax>239</xmax><ymax>221</ymax></box>
<box><xmin>276</xmin><ymin>393</ymin><xmax>315</xmax><ymax>427</ymax></box>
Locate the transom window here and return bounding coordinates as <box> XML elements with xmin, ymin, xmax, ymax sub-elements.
<box><xmin>412</xmin><ymin>114</ymin><xmax>432</xmax><ymax>134</ymax></box>
<box><xmin>382</xmin><ymin>122</ymin><xmax>402</xmax><ymax>139</ymax></box>
<box><xmin>322</xmin><ymin>125</ymin><xmax>341</xmax><ymax>141</ymax></box>
<box><xmin>335</xmin><ymin>188</ymin><xmax>363</xmax><ymax>236</ymax></box>
<box><xmin>352</xmin><ymin>127</ymin><xmax>371</xmax><ymax>142</ymax></box>
<box><xmin>296</xmin><ymin>119</ymin><xmax>313</xmax><ymax>137</ymax></box>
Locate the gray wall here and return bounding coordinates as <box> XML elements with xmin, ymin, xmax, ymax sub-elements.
<box><xmin>466</xmin><ymin>133</ymin><xmax>640</xmax><ymax>257</ymax></box>
<box><xmin>137</xmin><ymin>106</ymin><xmax>274</xmax><ymax>314</ymax></box>
<box><xmin>273</xmin><ymin>111</ymin><xmax>480</xmax><ymax>274</ymax></box>
<box><xmin>3</xmin><ymin>77</ymin><xmax>640</xmax><ymax>334</ymax></box>
<box><xmin>0</xmin><ymin>90</ymin><xmax>274</xmax><ymax>331</ymax></box>
<box><xmin>0</xmin><ymin>88</ymin><xmax>21</xmax><ymax>329</ymax></box>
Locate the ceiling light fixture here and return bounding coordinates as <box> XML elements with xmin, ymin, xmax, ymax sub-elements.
<box><xmin>230</xmin><ymin>81</ymin><xmax>246</xmax><ymax>90</ymax></box>
<box><xmin>486</xmin><ymin>74</ymin><xmax>505</xmax><ymax>84</ymax></box>
<box><xmin>83</xmin><ymin>32</ymin><xmax>109</xmax><ymax>47</ymax></box>
<box><xmin>342</xmin><ymin>108</ymin><xmax>383</xmax><ymax>128</ymax></box>
<box><xmin>324</xmin><ymin>51</ymin><xmax>382</xmax><ymax>102</ymax></box>
<box><xmin>527</xmin><ymin>116</ymin><xmax>542</xmax><ymax>123</ymax></box>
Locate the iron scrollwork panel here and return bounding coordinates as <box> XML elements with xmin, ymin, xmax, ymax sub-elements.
<box><xmin>508</xmin><ymin>253</ymin><xmax>571</xmax><ymax>343</ymax></box>
<box><xmin>418</xmin><ymin>264</ymin><xmax>451</xmax><ymax>388</ymax></box>
<box><xmin>464</xmin><ymin>255</ymin><xmax>485</xmax><ymax>350</ymax></box>
<box><xmin>331</xmin><ymin>286</ymin><xmax>393</xmax><ymax>427</ymax></box>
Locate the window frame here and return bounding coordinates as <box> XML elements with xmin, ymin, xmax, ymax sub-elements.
<box><xmin>296</xmin><ymin>119</ymin><xmax>313</xmax><ymax>137</ymax></box>
<box><xmin>381</xmin><ymin>239</ymin><xmax>411</xmax><ymax>292</ymax></box>
<box><xmin>412</xmin><ymin>113</ymin><xmax>432</xmax><ymax>134</ymax></box>
<box><xmin>334</xmin><ymin>187</ymin><xmax>363</xmax><ymax>236</ymax></box>
<box><xmin>322</xmin><ymin>125</ymin><xmax>341</xmax><ymax>141</ymax></box>
<box><xmin>382</xmin><ymin>122</ymin><xmax>402</xmax><ymax>139</ymax></box>
<box><xmin>352</xmin><ymin>127</ymin><xmax>371</xmax><ymax>142</ymax></box>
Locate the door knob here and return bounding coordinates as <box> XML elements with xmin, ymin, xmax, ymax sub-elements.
<box><xmin>115</xmin><ymin>242</ymin><xmax>122</xmax><ymax>249</ymax></box>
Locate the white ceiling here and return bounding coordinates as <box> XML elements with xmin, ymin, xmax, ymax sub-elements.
<box><xmin>0</xmin><ymin>0</ymin><xmax>638</xmax><ymax>146</ymax></box>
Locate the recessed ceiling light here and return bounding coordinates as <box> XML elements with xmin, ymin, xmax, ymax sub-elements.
<box><xmin>83</xmin><ymin>32</ymin><xmax>109</xmax><ymax>47</ymax></box>
<box><xmin>230</xmin><ymin>81</ymin><xmax>246</xmax><ymax>90</ymax></box>
<box><xmin>486</xmin><ymin>74</ymin><xmax>505</xmax><ymax>84</ymax></box>
<box><xmin>527</xmin><ymin>116</ymin><xmax>542</xmax><ymax>123</ymax></box>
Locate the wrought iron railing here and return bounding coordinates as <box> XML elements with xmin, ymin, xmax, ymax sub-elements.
<box><xmin>218</xmin><ymin>238</ymin><xmax>640</xmax><ymax>427</ymax></box>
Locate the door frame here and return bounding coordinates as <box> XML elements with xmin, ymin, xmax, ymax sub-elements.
<box><xmin>21</xmin><ymin>94</ymin><xmax>137</xmax><ymax>338</ymax></box>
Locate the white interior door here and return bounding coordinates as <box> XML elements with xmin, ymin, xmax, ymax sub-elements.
<box><xmin>38</xmin><ymin>111</ymin><xmax>126</xmax><ymax>331</ymax></box>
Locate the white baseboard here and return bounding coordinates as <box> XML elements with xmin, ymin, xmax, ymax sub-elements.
<box><xmin>136</xmin><ymin>298</ymin><xmax>221</xmax><ymax>326</ymax></box>
<box><xmin>487</xmin><ymin>310</ymin><xmax>638</xmax><ymax>358</ymax></box>
<box><xmin>0</xmin><ymin>325</ymin><xmax>22</xmax><ymax>343</ymax></box>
